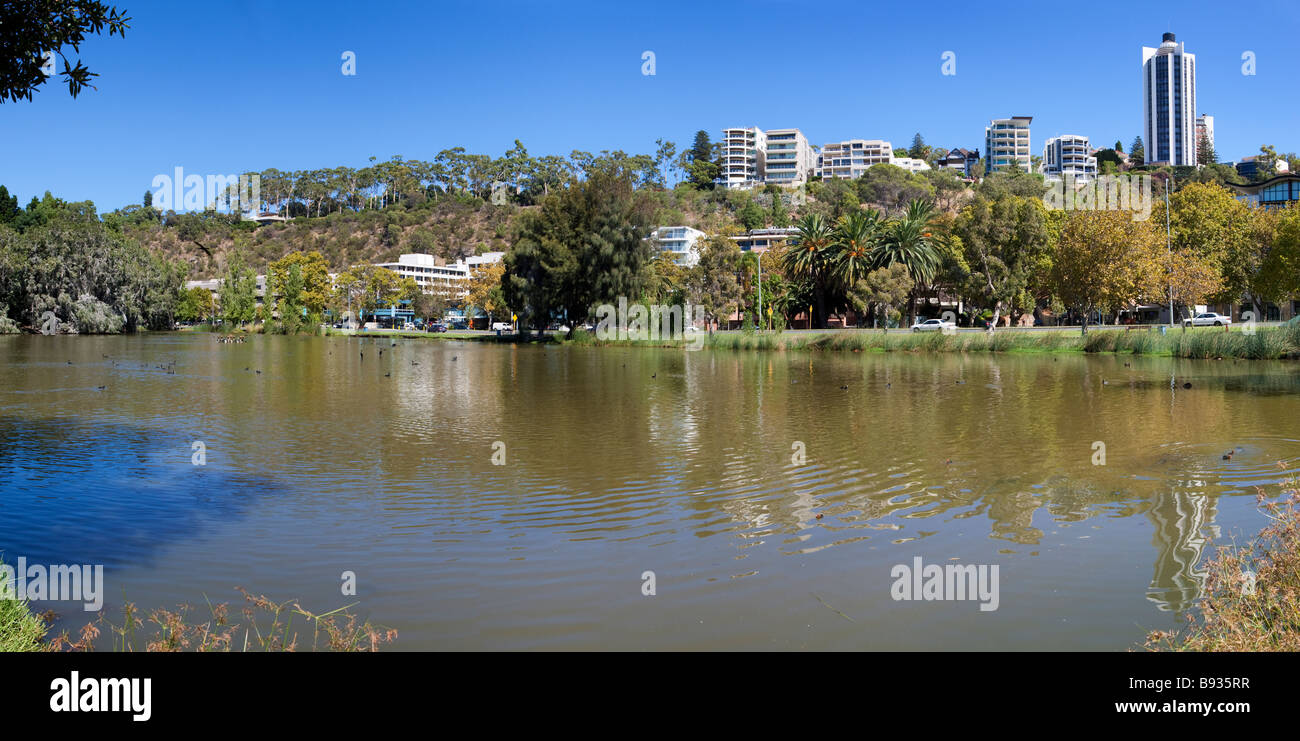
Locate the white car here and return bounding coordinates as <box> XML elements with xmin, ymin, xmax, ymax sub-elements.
<box><xmin>910</xmin><ymin>318</ymin><xmax>956</xmax><ymax>332</ymax></box>
<box><xmin>491</xmin><ymin>322</ymin><xmax>514</xmax><ymax>331</ymax></box>
<box><xmin>1182</xmin><ymin>312</ymin><xmax>1231</xmax><ymax>327</ymax></box>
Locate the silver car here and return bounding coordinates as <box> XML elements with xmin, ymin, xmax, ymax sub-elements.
<box><xmin>1182</xmin><ymin>312</ymin><xmax>1231</xmax><ymax>327</ymax></box>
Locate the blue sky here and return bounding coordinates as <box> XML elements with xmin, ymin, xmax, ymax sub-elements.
<box><xmin>2</xmin><ymin>0</ymin><xmax>1298</xmax><ymax>211</ymax></box>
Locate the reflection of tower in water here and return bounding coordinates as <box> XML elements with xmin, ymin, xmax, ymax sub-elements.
<box><xmin>1146</xmin><ymin>489</ymin><xmax>1219</xmax><ymax>612</ymax></box>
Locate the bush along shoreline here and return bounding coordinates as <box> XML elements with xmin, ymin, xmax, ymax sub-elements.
<box><xmin>0</xmin><ymin>585</ymin><xmax>396</xmax><ymax>652</ymax></box>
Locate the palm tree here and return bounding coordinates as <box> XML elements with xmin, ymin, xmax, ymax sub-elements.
<box><xmin>873</xmin><ymin>199</ymin><xmax>940</xmax><ymax>326</ymax></box>
<box><xmin>829</xmin><ymin>210</ymin><xmax>884</xmax><ymax>322</ymax></box>
<box><xmin>783</xmin><ymin>213</ymin><xmax>834</xmax><ymax>328</ymax></box>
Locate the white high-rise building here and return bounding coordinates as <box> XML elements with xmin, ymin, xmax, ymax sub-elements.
<box><xmin>1195</xmin><ymin>114</ymin><xmax>1214</xmax><ymax>162</ymax></box>
<box><xmin>1042</xmin><ymin>135</ymin><xmax>1098</xmax><ymax>182</ymax></box>
<box><xmin>718</xmin><ymin>127</ymin><xmax>814</xmax><ymax>189</ymax></box>
<box><xmin>984</xmin><ymin>117</ymin><xmax>1032</xmax><ymax>173</ymax></box>
<box><xmin>760</xmin><ymin>128</ymin><xmax>816</xmax><ymax>187</ymax></box>
<box><xmin>719</xmin><ymin>127</ymin><xmax>765</xmax><ymax>189</ymax></box>
<box><xmin>1142</xmin><ymin>32</ymin><xmax>1197</xmax><ymax>166</ymax></box>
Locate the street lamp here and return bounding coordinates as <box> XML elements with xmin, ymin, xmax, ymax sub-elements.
<box><xmin>1165</xmin><ymin>172</ymin><xmax>1174</xmax><ymax>328</ymax></box>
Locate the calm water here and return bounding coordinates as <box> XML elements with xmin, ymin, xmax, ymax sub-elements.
<box><xmin>2</xmin><ymin>333</ymin><xmax>1297</xmax><ymax>650</ymax></box>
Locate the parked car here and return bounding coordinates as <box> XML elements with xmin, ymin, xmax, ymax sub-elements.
<box><xmin>428</xmin><ymin>323</ymin><xmax>447</xmax><ymax>333</ymax></box>
<box><xmin>1183</xmin><ymin>312</ymin><xmax>1231</xmax><ymax>327</ymax></box>
<box><xmin>911</xmin><ymin>318</ymin><xmax>957</xmax><ymax>332</ymax></box>
<box><xmin>491</xmin><ymin>321</ymin><xmax>514</xmax><ymax>332</ymax></box>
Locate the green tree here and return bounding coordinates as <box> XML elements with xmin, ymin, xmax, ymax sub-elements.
<box><xmin>909</xmin><ymin>133</ymin><xmax>926</xmax><ymax>159</ymax></box>
<box><xmin>1130</xmin><ymin>136</ymin><xmax>1145</xmax><ymax>167</ymax></box>
<box><xmin>0</xmin><ymin>1</ymin><xmax>131</xmax><ymax>103</ymax></box>
<box><xmin>503</xmin><ymin>169</ymin><xmax>653</xmax><ymax>335</ymax></box>
<box><xmin>737</xmin><ymin>199</ymin><xmax>765</xmax><ymax>230</ymax></box>
<box><xmin>688</xmin><ymin>234</ymin><xmax>744</xmax><ymax>335</ymax></box>
<box><xmin>219</xmin><ymin>251</ymin><xmax>259</xmax><ymax>325</ymax></box>
<box><xmin>1197</xmin><ymin>133</ymin><xmax>1217</xmax><ymax>165</ymax></box>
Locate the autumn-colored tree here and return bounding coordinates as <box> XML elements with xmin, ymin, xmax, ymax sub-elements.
<box><xmin>466</xmin><ymin>261</ymin><xmax>508</xmax><ymax>327</ymax></box>
<box><xmin>1050</xmin><ymin>211</ymin><xmax>1164</xmax><ymax>334</ymax></box>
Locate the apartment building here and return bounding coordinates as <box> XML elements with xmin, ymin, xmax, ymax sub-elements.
<box><xmin>1041</xmin><ymin>135</ymin><xmax>1098</xmax><ymax>182</ymax></box>
<box><xmin>718</xmin><ymin>127</ymin><xmax>765</xmax><ymax>189</ymax></box>
<box><xmin>815</xmin><ymin>139</ymin><xmax>895</xmax><ymax>180</ymax></box>
<box><xmin>718</xmin><ymin>127</ymin><xmax>815</xmax><ymax>189</ymax></box>
<box><xmin>374</xmin><ymin>252</ymin><xmax>504</xmax><ymax>299</ymax></box>
<box><xmin>1142</xmin><ymin>32</ymin><xmax>1197</xmax><ymax>166</ymax></box>
<box><xmin>730</xmin><ymin>227</ymin><xmax>800</xmax><ymax>253</ymax></box>
<box><xmin>890</xmin><ymin>157</ymin><xmax>932</xmax><ymax>174</ymax></box>
<box><xmin>649</xmin><ymin>226</ymin><xmax>707</xmax><ymax>266</ymax></box>
<box><xmin>761</xmin><ymin>128</ymin><xmax>816</xmax><ymax>187</ymax></box>
<box><xmin>985</xmin><ymin>116</ymin><xmax>1033</xmax><ymax>173</ymax></box>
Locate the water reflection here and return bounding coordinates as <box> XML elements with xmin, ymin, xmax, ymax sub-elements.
<box><xmin>0</xmin><ymin>334</ymin><xmax>1296</xmax><ymax>648</ymax></box>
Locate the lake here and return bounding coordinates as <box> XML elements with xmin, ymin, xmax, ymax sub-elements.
<box><xmin>2</xmin><ymin>333</ymin><xmax>1296</xmax><ymax>650</ymax></box>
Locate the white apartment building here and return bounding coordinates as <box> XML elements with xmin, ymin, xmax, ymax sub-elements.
<box><xmin>1196</xmin><ymin>114</ymin><xmax>1214</xmax><ymax>160</ymax></box>
<box><xmin>1142</xmin><ymin>32</ymin><xmax>1197</xmax><ymax>166</ymax></box>
<box><xmin>815</xmin><ymin>139</ymin><xmax>932</xmax><ymax>178</ymax></box>
<box><xmin>985</xmin><ymin>116</ymin><xmax>1033</xmax><ymax>173</ymax></box>
<box><xmin>718</xmin><ymin>127</ymin><xmax>814</xmax><ymax>189</ymax></box>
<box><xmin>374</xmin><ymin>252</ymin><xmax>505</xmax><ymax>299</ymax></box>
<box><xmin>816</xmin><ymin>139</ymin><xmax>895</xmax><ymax>180</ymax></box>
<box><xmin>649</xmin><ymin>226</ymin><xmax>707</xmax><ymax>266</ymax></box>
<box><xmin>890</xmin><ymin>157</ymin><xmax>932</xmax><ymax>174</ymax></box>
<box><xmin>1041</xmin><ymin>135</ymin><xmax>1098</xmax><ymax>182</ymax></box>
<box><xmin>761</xmin><ymin>128</ymin><xmax>816</xmax><ymax>187</ymax></box>
<box><xmin>719</xmin><ymin>127</ymin><xmax>765</xmax><ymax>189</ymax></box>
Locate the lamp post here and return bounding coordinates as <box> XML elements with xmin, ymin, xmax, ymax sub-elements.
<box><xmin>1166</xmin><ymin>172</ymin><xmax>1174</xmax><ymax>328</ymax></box>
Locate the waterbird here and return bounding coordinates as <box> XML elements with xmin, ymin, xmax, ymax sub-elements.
<box><xmin>66</xmin><ymin>361</ymin><xmax>72</xmax><ymax>365</ymax></box>
<box><xmin>840</xmin><ymin>385</ymin><xmax>848</xmax><ymax>390</ymax></box>
<box><xmin>1183</xmin><ymin>382</ymin><xmax>1192</xmax><ymax>389</ymax></box>
<box><xmin>651</xmin><ymin>373</ymin><xmax>657</xmax><ymax>378</ymax></box>
<box><xmin>379</xmin><ymin>349</ymin><xmax>383</xmax><ymax>356</ymax></box>
<box><xmin>384</xmin><ymin>372</ymin><xmax>391</xmax><ymax>378</ymax></box>
<box><xmin>1223</xmin><ymin>451</ymin><xmax>1234</xmax><ymax>460</ymax></box>
<box><xmin>96</xmin><ymin>385</ymin><xmax>106</xmax><ymax>391</ymax></box>
<box><xmin>255</xmin><ymin>370</ymin><xmax>262</xmax><ymax>374</ymax></box>
<box><xmin>815</xmin><ymin>514</ymin><xmax>824</xmax><ymax>520</ymax></box>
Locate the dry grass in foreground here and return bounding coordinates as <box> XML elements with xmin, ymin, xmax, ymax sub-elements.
<box><xmin>44</xmin><ymin>587</ymin><xmax>396</xmax><ymax>652</ymax></box>
<box><xmin>1145</xmin><ymin>465</ymin><xmax>1300</xmax><ymax>651</ymax></box>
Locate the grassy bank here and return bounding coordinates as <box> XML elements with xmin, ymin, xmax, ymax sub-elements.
<box><xmin>1</xmin><ymin>585</ymin><xmax>394</xmax><ymax>652</ymax></box>
<box><xmin>0</xmin><ymin>563</ymin><xmax>48</xmax><ymax>651</ymax></box>
<box><xmin>304</xmin><ymin>323</ymin><xmax>1300</xmax><ymax>360</ymax></box>
<box><xmin>572</xmin><ymin>325</ymin><xmax>1300</xmax><ymax>360</ymax></box>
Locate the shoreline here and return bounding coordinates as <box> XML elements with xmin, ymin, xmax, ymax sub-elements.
<box><xmin>323</xmin><ymin>324</ymin><xmax>1300</xmax><ymax>360</ymax></box>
